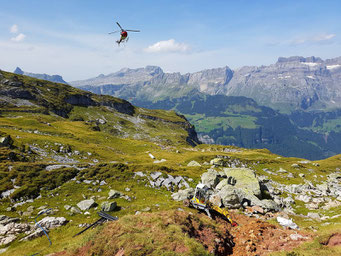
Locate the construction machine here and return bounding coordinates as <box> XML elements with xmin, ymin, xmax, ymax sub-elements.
<box><xmin>188</xmin><ymin>183</ymin><xmax>237</xmax><ymax>226</ymax></box>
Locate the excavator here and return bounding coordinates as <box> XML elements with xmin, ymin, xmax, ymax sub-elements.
<box><xmin>188</xmin><ymin>184</ymin><xmax>238</xmax><ymax>226</ymax></box>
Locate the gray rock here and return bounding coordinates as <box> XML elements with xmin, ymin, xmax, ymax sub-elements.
<box><xmin>70</xmin><ymin>206</ymin><xmax>81</xmax><ymax>214</ymax></box>
<box><xmin>108</xmin><ymin>190</ymin><xmax>123</xmax><ymax>199</ymax></box>
<box><xmin>223</xmin><ymin>168</ymin><xmax>261</xmax><ymax>197</ymax></box>
<box><xmin>171</xmin><ymin>188</ymin><xmax>195</xmax><ymax>201</ymax></box>
<box><xmin>0</xmin><ymin>235</ymin><xmax>16</xmax><ymax>246</ymax></box>
<box><xmin>209</xmin><ymin>194</ymin><xmax>222</xmax><ymax>207</ymax></box>
<box><xmin>150</xmin><ymin>172</ymin><xmax>162</xmax><ymax>180</ymax></box>
<box><xmin>77</xmin><ymin>199</ymin><xmax>96</xmax><ymax>211</ymax></box>
<box><xmin>155</xmin><ymin>177</ymin><xmax>165</xmax><ymax>187</ymax></box>
<box><xmin>153</xmin><ymin>159</ymin><xmax>166</xmax><ymax>164</ymax></box>
<box><xmin>217</xmin><ymin>185</ymin><xmax>240</xmax><ymax>208</ymax></box>
<box><xmin>64</xmin><ymin>205</ymin><xmax>71</xmax><ymax>210</ymax></box>
<box><xmin>201</xmin><ymin>169</ymin><xmax>219</xmax><ymax>188</ymax></box>
<box><xmin>296</xmin><ymin>194</ymin><xmax>311</xmax><ymax>203</ymax></box>
<box><xmin>125</xmin><ymin>187</ymin><xmax>131</xmax><ymax>192</ymax></box>
<box><xmin>210</xmin><ymin>158</ymin><xmax>226</xmax><ymax>167</ymax></box>
<box><xmin>101</xmin><ymin>202</ymin><xmax>117</xmax><ymax>212</ymax></box>
<box><xmin>36</xmin><ymin>217</ymin><xmax>68</xmax><ymax>229</ymax></box>
<box><xmin>142</xmin><ymin>207</ymin><xmax>151</xmax><ymax>212</ymax></box>
<box><xmin>134</xmin><ymin>172</ymin><xmax>145</xmax><ymax>178</ymax></box>
<box><xmin>99</xmin><ymin>180</ymin><xmax>107</xmax><ymax>186</ymax></box>
<box><xmin>0</xmin><ymin>136</ymin><xmax>13</xmax><ymax>147</ymax></box>
<box><xmin>307</xmin><ymin>212</ymin><xmax>321</xmax><ymax>220</ymax></box>
<box><xmin>187</xmin><ymin>160</ymin><xmax>201</xmax><ymax>167</ymax></box>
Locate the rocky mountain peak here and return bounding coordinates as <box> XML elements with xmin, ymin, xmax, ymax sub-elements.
<box><xmin>277</xmin><ymin>56</ymin><xmax>323</xmax><ymax>64</ymax></box>
<box><xmin>14</xmin><ymin>67</ymin><xmax>24</xmax><ymax>75</ymax></box>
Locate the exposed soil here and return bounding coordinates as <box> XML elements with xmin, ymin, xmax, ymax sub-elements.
<box><xmin>224</xmin><ymin>212</ymin><xmax>313</xmax><ymax>256</ymax></box>
<box><xmin>53</xmin><ymin>210</ymin><xmax>313</xmax><ymax>256</ymax></box>
<box><xmin>321</xmin><ymin>233</ymin><xmax>341</xmax><ymax>247</ymax></box>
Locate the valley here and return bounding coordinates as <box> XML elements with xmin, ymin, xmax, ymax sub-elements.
<box><xmin>0</xmin><ymin>71</ymin><xmax>341</xmax><ymax>255</ymax></box>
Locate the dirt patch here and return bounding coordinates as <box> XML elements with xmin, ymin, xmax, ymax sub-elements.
<box><xmin>321</xmin><ymin>233</ymin><xmax>341</xmax><ymax>247</ymax></box>
<box><xmin>182</xmin><ymin>214</ymin><xmax>234</xmax><ymax>255</ymax></box>
<box><xmin>53</xmin><ymin>210</ymin><xmax>313</xmax><ymax>256</ymax></box>
<box><xmin>226</xmin><ymin>212</ymin><xmax>313</xmax><ymax>256</ymax></box>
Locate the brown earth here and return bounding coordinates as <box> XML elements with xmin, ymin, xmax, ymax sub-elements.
<box><xmin>321</xmin><ymin>233</ymin><xmax>341</xmax><ymax>247</ymax></box>
<box><xmin>53</xmin><ymin>210</ymin><xmax>313</xmax><ymax>256</ymax></box>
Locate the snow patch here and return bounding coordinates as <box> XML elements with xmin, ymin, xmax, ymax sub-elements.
<box><xmin>326</xmin><ymin>64</ymin><xmax>341</xmax><ymax>70</ymax></box>
<box><xmin>301</xmin><ymin>62</ymin><xmax>319</xmax><ymax>67</ymax></box>
<box><xmin>306</xmin><ymin>76</ymin><xmax>315</xmax><ymax>79</ymax></box>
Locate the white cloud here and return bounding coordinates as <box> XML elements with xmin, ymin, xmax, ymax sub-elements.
<box><xmin>291</xmin><ymin>33</ymin><xmax>336</xmax><ymax>45</ymax></box>
<box><xmin>144</xmin><ymin>39</ymin><xmax>190</xmax><ymax>53</ymax></box>
<box><xmin>11</xmin><ymin>33</ymin><xmax>26</xmax><ymax>42</ymax></box>
<box><xmin>313</xmin><ymin>33</ymin><xmax>336</xmax><ymax>41</ymax></box>
<box><xmin>10</xmin><ymin>24</ymin><xmax>19</xmax><ymax>34</ymax></box>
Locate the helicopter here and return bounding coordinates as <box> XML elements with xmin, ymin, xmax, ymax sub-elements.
<box><xmin>109</xmin><ymin>22</ymin><xmax>140</xmax><ymax>45</ymax></box>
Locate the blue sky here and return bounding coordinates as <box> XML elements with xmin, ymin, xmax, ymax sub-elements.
<box><xmin>0</xmin><ymin>0</ymin><xmax>340</xmax><ymax>81</ymax></box>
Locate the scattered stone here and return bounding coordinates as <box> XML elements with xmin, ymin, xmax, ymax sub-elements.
<box><xmin>291</xmin><ymin>164</ymin><xmax>300</xmax><ymax>168</ymax></box>
<box><xmin>101</xmin><ymin>202</ymin><xmax>117</xmax><ymax>212</ymax></box>
<box><xmin>277</xmin><ymin>168</ymin><xmax>287</xmax><ymax>173</ymax></box>
<box><xmin>36</xmin><ymin>217</ymin><xmax>68</xmax><ymax>229</ymax></box>
<box><xmin>153</xmin><ymin>159</ymin><xmax>166</xmax><ymax>164</ymax></box>
<box><xmin>99</xmin><ymin>180</ymin><xmax>107</xmax><ymax>186</ymax></box>
<box><xmin>70</xmin><ymin>207</ymin><xmax>81</xmax><ymax>214</ymax></box>
<box><xmin>171</xmin><ymin>188</ymin><xmax>195</xmax><ymax>201</ymax></box>
<box><xmin>141</xmin><ymin>207</ymin><xmax>151</xmax><ymax>212</ymax></box>
<box><xmin>210</xmin><ymin>158</ymin><xmax>226</xmax><ymax>167</ymax></box>
<box><xmin>0</xmin><ymin>135</ymin><xmax>13</xmax><ymax>147</ymax></box>
<box><xmin>150</xmin><ymin>172</ymin><xmax>162</xmax><ymax>180</ymax></box>
<box><xmin>125</xmin><ymin>187</ymin><xmax>131</xmax><ymax>192</ymax></box>
<box><xmin>134</xmin><ymin>172</ymin><xmax>145</xmax><ymax>178</ymax></box>
<box><xmin>135</xmin><ymin>211</ymin><xmax>141</xmax><ymax>215</ymax></box>
<box><xmin>201</xmin><ymin>169</ymin><xmax>219</xmax><ymax>188</ymax></box>
<box><xmin>77</xmin><ymin>199</ymin><xmax>96</xmax><ymax>211</ymax></box>
<box><xmin>108</xmin><ymin>190</ymin><xmax>123</xmax><ymax>199</ymax></box>
<box><xmin>277</xmin><ymin>216</ymin><xmax>299</xmax><ymax>229</ymax></box>
<box><xmin>187</xmin><ymin>160</ymin><xmax>201</xmax><ymax>167</ymax></box>
<box><xmin>148</xmin><ymin>153</ymin><xmax>155</xmax><ymax>159</ymax></box>
<box><xmin>290</xmin><ymin>233</ymin><xmax>308</xmax><ymax>241</ymax></box>
<box><xmin>307</xmin><ymin>212</ymin><xmax>321</xmax><ymax>220</ymax></box>
<box><xmin>299</xmin><ymin>173</ymin><xmax>305</xmax><ymax>178</ymax></box>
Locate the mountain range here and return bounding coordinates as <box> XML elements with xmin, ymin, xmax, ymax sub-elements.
<box><xmin>13</xmin><ymin>67</ymin><xmax>67</xmax><ymax>84</ymax></box>
<box><xmin>70</xmin><ymin>56</ymin><xmax>341</xmax><ymax>113</ymax></box>
<box><xmin>68</xmin><ymin>56</ymin><xmax>341</xmax><ymax>160</ymax></box>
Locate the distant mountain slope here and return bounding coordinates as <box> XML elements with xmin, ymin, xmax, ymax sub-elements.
<box><xmin>0</xmin><ymin>70</ymin><xmax>200</xmax><ymax>148</ymax></box>
<box><xmin>14</xmin><ymin>67</ymin><xmax>68</xmax><ymax>84</ymax></box>
<box><xmin>70</xmin><ymin>56</ymin><xmax>341</xmax><ymax>113</ymax></box>
<box><xmin>133</xmin><ymin>93</ymin><xmax>341</xmax><ymax>160</ymax></box>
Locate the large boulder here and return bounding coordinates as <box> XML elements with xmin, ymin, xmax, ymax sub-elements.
<box><xmin>223</xmin><ymin>168</ymin><xmax>261</xmax><ymax>197</ymax></box>
<box><xmin>201</xmin><ymin>169</ymin><xmax>219</xmax><ymax>188</ymax></box>
<box><xmin>101</xmin><ymin>201</ymin><xmax>117</xmax><ymax>212</ymax></box>
<box><xmin>171</xmin><ymin>188</ymin><xmax>194</xmax><ymax>201</ymax></box>
<box><xmin>77</xmin><ymin>199</ymin><xmax>96</xmax><ymax>211</ymax></box>
<box><xmin>216</xmin><ymin>185</ymin><xmax>240</xmax><ymax>208</ymax></box>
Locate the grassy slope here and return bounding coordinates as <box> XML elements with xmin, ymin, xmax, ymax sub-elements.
<box><xmin>0</xmin><ymin>71</ymin><xmax>341</xmax><ymax>255</ymax></box>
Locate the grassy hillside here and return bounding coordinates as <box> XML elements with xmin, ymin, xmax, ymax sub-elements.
<box><xmin>0</xmin><ymin>71</ymin><xmax>341</xmax><ymax>256</ymax></box>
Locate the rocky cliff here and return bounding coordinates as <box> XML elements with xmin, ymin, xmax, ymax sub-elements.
<box><xmin>14</xmin><ymin>67</ymin><xmax>68</xmax><ymax>84</ymax></box>
<box><xmin>70</xmin><ymin>56</ymin><xmax>341</xmax><ymax>113</ymax></box>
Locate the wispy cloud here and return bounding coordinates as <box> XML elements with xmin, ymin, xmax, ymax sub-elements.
<box><xmin>145</xmin><ymin>39</ymin><xmax>190</xmax><ymax>53</ymax></box>
<box><xmin>11</xmin><ymin>33</ymin><xmax>26</xmax><ymax>42</ymax></box>
<box><xmin>10</xmin><ymin>24</ymin><xmax>18</xmax><ymax>34</ymax></box>
<box><xmin>291</xmin><ymin>33</ymin><xmax>336</xmax><ymax>45</ymax></box>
